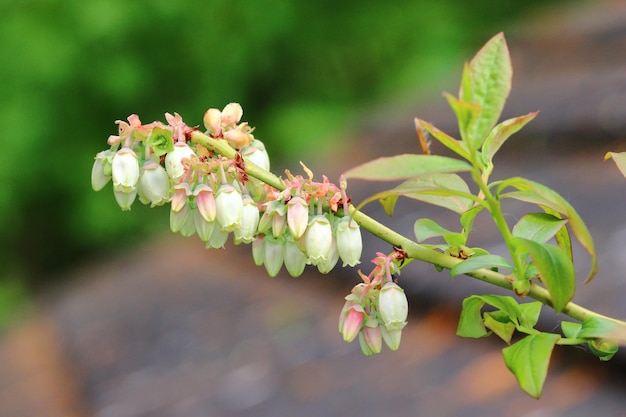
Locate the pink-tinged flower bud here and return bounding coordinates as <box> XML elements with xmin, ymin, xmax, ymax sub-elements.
<box><xmin>138</xmin><ymin>161</ymin><xmax>170</xmax><ymax>207</ymax></box>
<box><xmin>358</xmin><ymin>333</ymin><xmax>374</xmax><ymax>356</ymax></box>
<box><xmin>380</xmin><ymin>326</ymin><xmax>402</xmax><ymax>351</ymax></box>
<box><xmin>283</xmin><ymin>235</ymin><xmax>307</xmax><ymax>277</ymax></box>
<box><xmin>234</xmin><ymin>195</ymin><xmax>260</xmax><ymax>244</ymax></box>
<box><xmin>111</xmin><ymin>147</ymin><xmax>140</xmax><ymax>193</ymax></box>
<box><xmin>170</xmin><ymin>204</ymin><xmax>190</xmax><ymax>233</ymax></box>
<box><xmin>194</xmin><ymin>184</ymin><xmax>216</xmax><ymax>222</ymax></box>
<box><xmin>221</xmin><ymin>102</ymin><xmax>243</xmax><ymax>126</ymax></box>
<box><xmin>215</xmin><ymin>184</ymin><xmax>243</xmax><ymax>232</ymax></box>
<box><xmin>165</xmin><ymin>142</ymin><xmax>196</xmax><ymax>181</ymax></box>
<box><xmin>114</xmin><ymin>188</ymin><xmax>137</xmax><ymax>211</ymax></box>
<box><xmin>361</xmin><ymin>324</ymin><xmax>383</xmax><ymax>355</ymax></box>
<box><xmin>224</xmin><ymin>128</ymin><xmax>252</xmax><ymax>148</ymax></box>
<box><xmin>194</xmin><ymin>208</ymin><xmax>216</xmax><ymax>242</ymax></box>
<box><xmin>271</xmin><ymin>210</ymin><xmax>286</xmax><ymax>238</ymax></box>
<box><xmin>305</xmin><ymin>215</ymin><xmax>333</xmax><ymax>265</ymax></box>
<box><xmin>242</xmin><ymin>140</ymin><xmax>270</xmax><ymax>171</ymax></box>
<box><xmin>203</xmin><ymin>108</ymin><xmax>222</xmax><ymax>135</ymax></box>
<box><xmin>378</xmin><ymin>282</ymin><xmax>408</xmax><ymax>331</ymax></box>
<box><xmin>287</xmin><ymin>196</ymin><xmax>308</xmax><ymax>239</ymax></box>
<box><xmin>180</xmin><ymin>207</ymin><xmax>197</xmax><ymax>237</ymax></box>
<box><xmin>171</xmin><ymin>183</ymin><xmax>192</xmax><ymax>213</ymax></box>
<box><xmin>317</xmin><ymin>237</ymin><xmax>338</xmax><ymax>274</ymax></box>
<box><xmin>340</xmin><ymin>303</ymin><xmax>365</xmax><ymax>343</ymax></box>
<box><xmin>91</xmin><ymin>150</ymin><xmax>113</xmax><ymax>191</ymax></box>
<box><xmin>207</xmin><ymin>226</ymin><xmax>229</xmax><ymax>249</ymax></box>
<box><xmin>252</xmin><ymin>236</ymin><xmax>265</xmax><ymax>266</ymax></box>
<box><xmin>263</xmin><ymin>236</ymin><xmax>284</xmax><ymax>277</ymax></box>
<box><xmin>336</xmin><ymin>216</ymin><xmax>362</xmax><ymax>267</ymax></box>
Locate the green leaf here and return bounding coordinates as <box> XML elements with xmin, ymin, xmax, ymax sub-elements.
<box><xmin>481</xmin><ymin>111</ymin><xmax>539</xmax><ymax>165</ymax></box>
<box><xmin>457</xmin><ymin>297</ymin><xmax>491</xmax><ymax>338</ymax></box>
<box><xmin>543</xmin><ymin>207</ymin><xmax>573</xmax><ymax>263</ymax></box>
<box><xmin>518</xmin><ymin>301</ymin><xmax>542</xmax><ymax>329</ymax></box>
<box><xmin>561</xmin><ymin>321</ymin><xmax>582</xmax><ymax>339</ymax></box>
<box><xmin>450</xmin><ymin>254</ymin><xmax>512</xmax><ymax>278</ymax></box>
<box><xmin>484</xmin><ymin>311</ymin><xmax>516</xmax><ymax>344</ymax></box>
<box><xmin>604</xmin><ymin>151</ymin><xmax>626</xmax><ymax>179</ymax></box>
<box><xmin>461</xmin><ymin>32</ymin><xmax>513</xmax><ymax>149</ymax></box>
<box><xmin>460</xmin><ymin>205</ymin><xmax>484</xmax><ymax>236</ymax></box>
<box><xmin>343</xmin><ymin>154</ymin><xmax>471</xmax><ymax>181</ymax></box>
<box><xmin>415</xmin><ymin>118</ymin><xmax>471</xmax><ymax>161</ymax></box>
<box><xmin>502</xmin><ymin>333</ymin><xmax>560</xmax><ymax>398</ymax></box>
<box><xmin>512</xmin><ymin>213</ymin><xmax>568</xmax><ymax>243</ymax></box>
<box><xmin>517</xmin><ymin>238</ymin><xmax>575</xmax><ymax>313</ymax></box>
<box><xmin>578</xmin><ymin>317</ymin><xmax>619</xmax><ymax>339</ymax></box>
<box><xmin>499</xmin><ymin>177</ymin><xmax>596</xmax><ymax>283</ymax></box>
<box><xmin>414</xmin><ymin>218</ymin><xmax>455</xmax><ymax>242</ymax></box>
<box><xmin>457</xmin><ymin>294</ymin><xmax>524</xmax><ymax>340</ymax></box>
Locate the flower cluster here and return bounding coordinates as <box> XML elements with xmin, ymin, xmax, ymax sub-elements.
<box><xmin>91</xmin><ymin>103</ymin><xmax>363</xmax><ymax>278</ymax></box>
<box><xmin>338</xmin><ymin>250</ymin><xmax>409</xmax><ymax>354</ymax></box>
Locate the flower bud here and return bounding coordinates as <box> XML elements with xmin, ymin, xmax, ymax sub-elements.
<box><xmin>378</xmin><ymin>282</ymin><xmax>408</xmax><ymax>331</ymax></box>
<box><xmin>215</xmin><ymin>184</ymin><xmax>243</xmax><ymax>232</ymax></box>
<box><xmin>305</xmin><ymin>215</ymin><xmax>333</xmax><ymax>265</ymax></box>
<box><xmin>114</xmin><ymin>188</ymin><xmax>137</xmax><ymax>211</ymax></box>
<box><xmin>234</xmin><ymin>195</ymin><xmax>260</xmax><ymax>244</ymax></box>
<box><xmin>171</xmin><ymin>183</ymin><xmax>192</xmax><ymax>213</ymax></box>
<box><xmin>361</xmin><ymin>324</ymin><xmax>383</xmax><ymax>355</ymax></box>
<box><xmin>271</xmin><ymin>209</ymin><xmax>287</xmax><ymax>238</ymax></box>
<box><xmin>317</xmin><ymin>238</ymin><xmax>338</xmax><ymax>274</ymax></box>
<box><xmin>112</xmin><ymin>147</ymin><xmax>140</xmax><ymax>193</ymax></box>
<box><xmin>263</xmin><ymin>235</ymin><xmax>284</xmax><ymax>277</ymax></box>
<box><xmin>358</xmin><ymin>332</ymin><xmax>374</xmax><ymax>356</ymax></box>
<box><xmin>170</xmin><ymin>203</ymin><xmax>190</xmax><ymax>233</ymax></box>
<box><xmin>252</xmin><ymin>236</ymin><xmax>265</xmax><ymax>266</ymax></box>
<box><xmin>221</xmin><ymin>102</ymin><xmax>243</xmax><ymax>126</ymax></box>
<box><xmin>339</xmin><ymin>303</ymin><xmax>364</xmax><ymax>343</ymax></box>
<box><xmin>242</xmin><ymin>140</ymin><xmax>270</xmax><ymax>171</ymax></box>
<box><xmin>207</xmin><ymin>225</ymin><xmax>229</xmax><ymax>249</ymax></box>
<box><xmin>283</xmin><ymin>235</ymin><xmax>307</xmax><ymax>277</ymax></box>
<box><xmin>336</xmin><ymin>216</ymin><xmax>362</xmax><ymax>267</ymax></box>
<box><xmin>287</xmin><ymin>196</ymin><xmax>308</xmax><ymax>239</ymax></box>
<box><xmin>203</xmin><ymin>108</ymin><xmax>222</xmax><ymax>135</ymax></box>
<box><xmin>180</xmin><ymin>206</ymin><xmax>196</xmax><ymax>237</ymax></box>
<box><xmin>380</xmin><ymin>326</ymin><xmax>403</xmax><ymax>351</ymax></box>
<box><xmin>165</xmin><ymin>142</ymin><xmax>196</xmax><ymax>181</ymax></box>
<box><xmin>91</xmin><ymin>150</ymin><xmax>113</xmax><ymax>191</ymax></box>
<box><xmin>224</xmin><ymin>128</ymin><xmax>252</xmax><ymax>148</ymax></box>
<box><xmin>138</xmin><ymin>161</ymin><xmax>170</xmax><ymax>206</ymax></box>
<box><xmin>194</xmin><ymin>208</ymin><xmax>216</xmax><ymax>242</ymax></box>
<box><xmin>194</xmin><ymin>184</ymin><xmax>217</xmax><ymax>222</ymax></box>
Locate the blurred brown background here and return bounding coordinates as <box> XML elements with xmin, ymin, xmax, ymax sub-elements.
<box><xmin>1</xmin><ymin>0</ymin><xmax>626</xmax><ymax>416</ymax></box>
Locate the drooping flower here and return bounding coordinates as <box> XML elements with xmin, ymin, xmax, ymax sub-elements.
<box><xmin>138</xmin><ymin>161</ymin><xmax>170</xmax><ymax>206</ymax></box>
<box><xmin>335</xmin><ymin>215</ymin><xmax>362</xmax><ymax>267</ymax></box>
<box><xmin>111</xmin><ymin>147</ymin><xmax>140</xmax><ymax>193</ymax></box>
<box><xmin>165</xmin><ymin>142</ymin><xmax>196</xmax><ymax>181</ymax></box>
<box><xmin>287</xmin><ymin>196</ymin><xmax>308</xmax><ymax>239</ymax></box>
<box><xmin>215</xmin><ymin>184</ymin><xmax>243</xmax><ymax>232</ymax></box>
<box><xmin>378</xmin><ymin>282</ymin><xmax>408</xmax><ymax>331</ymax></box>
<box><xmin>283</xmin><ymin>235</ymin><xmax>307</xmax><ymax>277</ymax></box>
<box><xmin>305</xmin><ymin>214</ymin><xmax>333</xmax><ymax>265</ymax></box>
<box><xmin>91</xmin><ymin>150</ymin><xmax>113</xmax><ymax>191</ymax></box>
<box><xmin>234</xmin><ymin>195</ymin><xmax>260</xmax><ymax>244</ymax></box>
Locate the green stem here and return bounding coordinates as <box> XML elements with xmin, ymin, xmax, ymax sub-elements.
<box><xmin>191</xmin><ymin>130</ymin><xmax>626</xmax><ymax>338</ymax></box>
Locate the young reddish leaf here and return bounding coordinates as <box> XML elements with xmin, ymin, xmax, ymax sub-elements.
<box><xmin>517</xmin><ymin>238</ymin><xmax>575</xmax><ymax>313</ymax></box>
<box><xmin>353</xmin><ymin>173</ymin><xmax>478</xmax><ymax>215</ymax></box>
<box><xmin>512</xmin><ymin>213</ymin><xmax>568</xmax><ymax>243</ymax></box>
<box><xmin>482</xmin><ymin>111</ymin><xmax>539</xmax><ymax>165</ymax></box>
<box><xmin>343</xmin><ymin>154</ymin><xmax>471</xmax><ymax>181</ymax></box>
<box><xmin>444</xmin><ymin>93</ymin><xmax>481</xmax><ymax>144</ymax></box>
<box><xmin>463</xmin><ymin>33</ymin><xmax>513</xmax><ymax>149</ymax></box>
<box><xmin>498</xmin><ymin>177</ymin><xmax>596</xmax><ymax>283</ymax></box>
<box><xmin>604</xmin><ymin>151</ymin><xmax>626</xmax><ymax>179</ymax></box>
<box><xmin>502</xmin><ymin>333</ymin><xmax>560</xmax><ymax>398</ymax></box>
<box><xmin>415</xmin><ymin>118</ymin><xmax>471</xmax><ymax>161</ymax></box>
<box><xmin>450</xmin><ymin>254</ymin><xmax>512</xmax><ymax>278</ymax></box>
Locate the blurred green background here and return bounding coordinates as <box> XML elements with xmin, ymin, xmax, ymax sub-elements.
<box><xmin>0</xmin><ymin>0</ymin><xmax>572</xmax><ymax>325</ymax></box>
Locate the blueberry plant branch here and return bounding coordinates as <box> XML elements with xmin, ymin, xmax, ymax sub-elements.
<box><xmin>92</xmin><ymin>33</ymin><xmax>626</xmax><ymax>399</ymax></box>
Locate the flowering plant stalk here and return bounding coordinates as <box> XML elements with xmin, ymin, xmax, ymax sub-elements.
<box><xmin>92</xmin><ymin>33</ymin><xmax>626</xmax><ymax>398</ymax></box>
